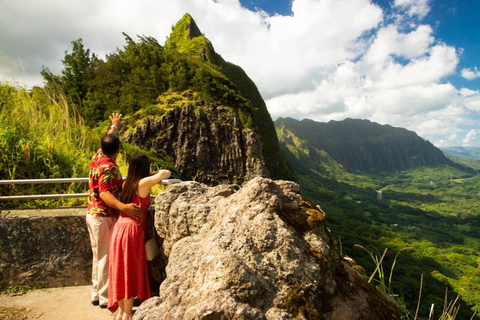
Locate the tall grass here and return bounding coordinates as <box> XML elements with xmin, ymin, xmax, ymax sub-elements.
<box><xmin>354</xmin><ymin>245</ymin><xmax>413</xmax><ymax>295</ymax></box>
<box><xmin>0</xmin><ymin>83</ymin><xmax>98</xmax><ymax>208</ymax></box>
<box><xmin>354</xmin><ymin>245</ymin><xmax>478</xmax><ymax>320</ymax></box>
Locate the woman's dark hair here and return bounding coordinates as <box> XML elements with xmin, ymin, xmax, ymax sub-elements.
<box><xmin>121</xmin><ymin>154</ymin><xmax>151</xmax><ymax>204</ymax></box>
<box><xmin>101</xmin><ymin>134</ymin><xmax>121</xmax><ymax>156</ymax></box>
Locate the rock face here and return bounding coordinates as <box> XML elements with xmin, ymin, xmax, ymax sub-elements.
<box><xmin>124</xmin><ymin>91</ymin><xmax>269</xmax><ymax>185</ymax></box>
<box><xmin>0</xmin><ymin>208</ymin><xmax>91</xmax><ymax>290</ymax></box>
<box><xmin>134</xmin><ymin>177</ymin><xmax>402</xmax><ymax>319</ymax></box>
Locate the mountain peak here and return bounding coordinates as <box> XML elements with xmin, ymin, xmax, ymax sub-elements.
<box><xmin>170</xmin><ymin>13</ymin><xmax>203</xmax><ymax>42</ymax></box>
<box><xmin>166</xmin><ymin>13</ymin><xmax>217</xmax><ymax>62</ymax></box>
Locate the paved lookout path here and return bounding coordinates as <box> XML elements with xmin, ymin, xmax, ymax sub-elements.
<box><xmin>0</xmin><ymin>285</ymin><xmax>123</xmax><ymax>319</ymax></box>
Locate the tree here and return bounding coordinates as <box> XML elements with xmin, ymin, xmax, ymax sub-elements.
<box><xmin>61</xmin><ymin>38</ymin><xmax>98</xmax><ymax>111</ymax></box>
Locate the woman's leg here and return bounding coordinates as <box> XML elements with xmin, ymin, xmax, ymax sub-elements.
<box><xmin>123</xmin><ymin>297</ymin><xmax>134</xmax><ymax>318</ymax></box>
<box><xmin>116</xmin><ymin>299</ymin><xmax>124</xmax><ymax>319</ymax></box>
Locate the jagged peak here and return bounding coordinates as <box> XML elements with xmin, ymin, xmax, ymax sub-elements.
<box><xmin>167</xmin><ymin>13</ymin><xmax>204</xmax><ymax>46</ymax></box>
<box><xmin>166</xmin><ymin>13</ymin><xmax>218</xmax><ymax>63</ymax></box>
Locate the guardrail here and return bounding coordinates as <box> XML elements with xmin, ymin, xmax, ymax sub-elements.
<box><xmin>0</xmin><ymin>178</ymin><xmax>182</xmax><ymax>200</ymax></box>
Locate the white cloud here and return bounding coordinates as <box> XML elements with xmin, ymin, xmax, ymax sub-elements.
<box><xmin>461</xmin><ymin>67</ymin><xmax>480</xmax><ymax>80</ymax></box>
<box><xmin>0</xmin><ymin>0</ymin><xmax>479</xmax><ymax>147</ymax></box>
<box><xmin>462</xmin><ymin>129</ymin><xmax>479</xmax><ymax>146</ymax></box>
<box><xmin>393</xmin><ymin>0</ymin><xmax>430</xmax><ymax>19</ymax></box>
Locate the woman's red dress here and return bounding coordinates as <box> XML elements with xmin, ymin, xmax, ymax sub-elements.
<box><xmin>107</xmin><ymin>194</ymin><xmax>151</xmax><ymax>312</ymax></box>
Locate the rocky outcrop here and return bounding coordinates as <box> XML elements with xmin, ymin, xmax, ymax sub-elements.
<box><xmin>134</xmin><ymin>177</ymin><xmax>402</xmax><ymax>319</ymax></box>
<box><xmin>124</xmin><ymin>91</ymin><xmax>269</xmax><ymax>185</ymax></box>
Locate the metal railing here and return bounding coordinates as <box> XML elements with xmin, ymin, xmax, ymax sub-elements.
<box><xmin>0</xmin><ymin>178</ymin><xmax>182</xmax><ymax>201</ymax></box>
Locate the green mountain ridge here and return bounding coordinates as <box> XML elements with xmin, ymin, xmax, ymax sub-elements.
<box><xmin>275</xmin><ymin>117</ymin><xmax>472</xmax><ymax>174</ymax></box>
<box><xmin>166</xmin><ymin>14</ymin><xmax>293</xmax><ymax>181</ymax></box>
<box><xmin>442</xmin><ymin>146</ymin><xmax>480</xmax><ymax>160</ymax></box>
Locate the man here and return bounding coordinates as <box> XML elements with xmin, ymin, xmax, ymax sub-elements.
<box><xmin>86</xmin><ymin>113</ymin><xmax>142</xmax><ymax>308</ymax></box>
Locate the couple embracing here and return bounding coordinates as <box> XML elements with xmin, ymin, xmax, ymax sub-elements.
<box><xmin>86</xmin><ymin>113</ymin><xmax>170</xmax><ymax>320</ymax></box>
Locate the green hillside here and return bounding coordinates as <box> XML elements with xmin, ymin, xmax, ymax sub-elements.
<box><xmin>276</xmin><ymin>117</ymin><xmax>470</xmax><ymax>174</ymax></box>
<box><xmin>443</xmin><ymin>147</ymin><xmax>480</xmax><ymax>171</ymax></box>
<box><xmin>276</xmin><ymin>117</ymin><xmax>480</xmax><ymax>319</ymax></box>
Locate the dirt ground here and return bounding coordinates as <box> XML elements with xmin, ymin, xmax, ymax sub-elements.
<box><xmin>0</xmin><ymin>286</ymin><xmax>122</xmax><ymax>320</ymax></box>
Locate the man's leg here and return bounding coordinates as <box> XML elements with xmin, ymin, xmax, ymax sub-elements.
<box><xmin>86</xmin><ymin>214</ymin><xmax>100</xmax><ymax>304</ymax></box>
<box><xmin>96</xmin><ymin>216</ymin><xmax>116</xmax><ymax>307</ymax></box>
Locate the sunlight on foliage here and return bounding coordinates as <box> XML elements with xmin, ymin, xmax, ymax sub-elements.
<box><xmin>0</xmin><ymin>83</ymin><xmax>98</xmax><ymax>208</ymax></box>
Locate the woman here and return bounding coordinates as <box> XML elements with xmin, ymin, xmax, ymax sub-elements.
<box><xmin>108</xmin><ymin>154</ymin><xmax>171</xmax><ymax>320</ymax></box>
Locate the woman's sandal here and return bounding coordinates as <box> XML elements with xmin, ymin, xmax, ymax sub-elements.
<box><xmin>116</xmin><ymin>311</ymin><xmax>123</xmax><ymax>320</ymax></box>
<box><xmin>122</xmin><ymin>313</ymin><xmax>133</xmax><ymax>320</ymax></box>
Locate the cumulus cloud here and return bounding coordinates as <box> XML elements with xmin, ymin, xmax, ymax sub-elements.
<box><xmin>461</xmin><ymin>67</ymin><xmax>480</xmax><ymax>80</ymax></box>
<box><xmin>393</xmin><ymin>0</ymin><xmax>430</xmax><ymax>19</ymax></box>
<box><xmin>0</xmin><ymin>0</ymin><xmax>479</xmax><ymax>147</ymax></box>
<box><xmin>462</xmin><ymin>129</ymin><xmax>479</xmax><ymax>146</ymax></box>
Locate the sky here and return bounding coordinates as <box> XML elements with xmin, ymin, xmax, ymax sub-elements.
<box><xmin>1</xmin><ymin>0</ymin><xmax>480</xmax><ymax>148</ymax></box>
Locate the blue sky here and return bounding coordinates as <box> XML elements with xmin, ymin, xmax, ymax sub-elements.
<box><xmin>240</xmin><ymin>0</ymin><xmax>294</xmax><ymax>16</ymax></box>
<box><xmin>1</xmin><ymin>0</ymin><xmax>479</xmax><ymax>147</ymax></box>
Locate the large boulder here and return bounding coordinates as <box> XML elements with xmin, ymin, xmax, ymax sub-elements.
<box><xmin>135</xmin><ymin>177</ymin><xmax>402</xmax><ymax>319</ymax></box>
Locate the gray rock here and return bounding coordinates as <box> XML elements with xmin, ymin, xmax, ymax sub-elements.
<box><xmin>135</xmin><ymin>177</ymin><xmax>401</xmax><ymax>319</ymax></box>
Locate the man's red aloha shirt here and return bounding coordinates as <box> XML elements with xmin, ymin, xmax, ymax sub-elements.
<box><xmin>87</xmin><ymin>149</ymin><xmax>123</xmax><ymax>218</ymax></box>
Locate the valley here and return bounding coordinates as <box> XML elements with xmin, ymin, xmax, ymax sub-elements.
<box><xmin>276</xmin><ymin>117</ymin><xmax>480</xmax><ymax>318</ymax></box>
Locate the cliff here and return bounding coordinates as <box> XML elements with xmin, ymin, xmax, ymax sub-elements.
<box><xmin>134</xmin><ymin>178</ymin><xmax>402</xmax><ymax>319</ymax></box>
<box><xmin>275</xmin><ymin>117</ymin><xmax>468</xmax><ymax>173</ymax></box>
<box><xmin>166</xmin><ymin>14</ymin><xmax>293</xmax><ymax>181</ymax></box>
<box><xmin>124</xmin><ymin>90</ymin><xmax>268</xmax><ymax>185</ymax></box>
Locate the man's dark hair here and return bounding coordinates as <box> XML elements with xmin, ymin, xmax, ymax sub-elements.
<box><xmin>101</xmin><ymin>134</ymin><xmax>121</xmax><ymax>156</ymax></box>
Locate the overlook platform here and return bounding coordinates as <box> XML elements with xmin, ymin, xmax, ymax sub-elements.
<box><xmin>0</xmin><ymin>285</ymin><xmax>125</xmax><ymax>319</ymax></box>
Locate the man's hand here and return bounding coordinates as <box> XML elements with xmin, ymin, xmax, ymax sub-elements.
<box><xmin>109</xmin><ymin>113</ymin><xmax>124</xmax><ymax>127</ymax></box>
<box><xmin>122</xmin><ymin>203</ymin><xmax>142</xmax><ymax>219</ymax></box>
<box><xmin>100</xmin><ymin>191</ymin><xmax>142</xmax><ymax>218</ymax></box>
<box><xmin>108</xmin><ymin>113</ymin><xmax>124</xmax><ymax>134</ymax></box>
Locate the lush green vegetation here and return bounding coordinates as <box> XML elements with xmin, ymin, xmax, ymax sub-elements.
<box><xmin>41</xmin><ymin>35</ymin><xmax>249</xmax><ymax>128</ymax></box>
<box><xmin>276</xmin><ymin>119</ymin><xmax>480</xmax><ymax>319</ymax></box>
<box><xmin>0</xmin><ymin>83</ymin><xmax>173</xmax><ymax>209</ymax></box>
<box><xmin>0</xmin><ymin>83</ymin><xmax>97</xmax><ymax>208</ymax></box>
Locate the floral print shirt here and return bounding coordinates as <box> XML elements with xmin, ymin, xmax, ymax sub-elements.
<box><xmin>87</xmin><ymin>149</ymin><xmax>123</xmax><ymax>217</ymax></box>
